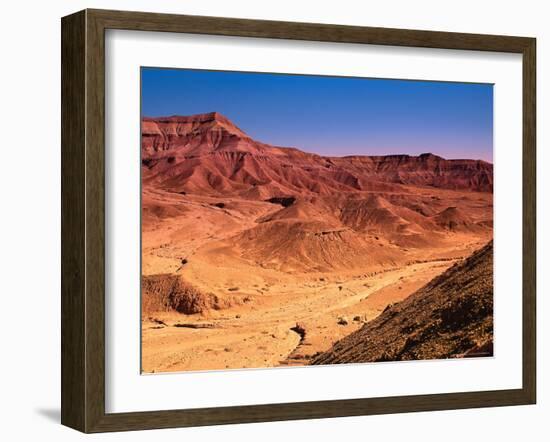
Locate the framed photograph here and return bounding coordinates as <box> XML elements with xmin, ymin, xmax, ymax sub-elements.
<box><xmin>61</xmin><ymin>9</ymin><xmax>536</xmax><ymax>433</ymax></box>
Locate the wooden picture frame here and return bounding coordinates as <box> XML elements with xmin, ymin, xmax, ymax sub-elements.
<box><xmin>61</xmin><ymin>8</ymin><xmax>536</xmax><ymax>433</ymax></box>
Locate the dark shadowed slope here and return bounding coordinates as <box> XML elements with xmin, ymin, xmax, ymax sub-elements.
<box><xmin>311</xmin><ymin>241</ymin><xmax>493</xmax><ymax>364</ymax></box>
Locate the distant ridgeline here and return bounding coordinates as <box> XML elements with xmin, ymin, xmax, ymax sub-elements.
<box><xmin>141</xmin><ymin>112</ymin><xmax>493</xmax><ymax>195</ymax></box>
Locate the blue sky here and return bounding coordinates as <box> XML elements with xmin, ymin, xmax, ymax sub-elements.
<box><xmin>141</xmin><ymin>68</ymin><xmax>493</xmax><ymax>162</ymax></box>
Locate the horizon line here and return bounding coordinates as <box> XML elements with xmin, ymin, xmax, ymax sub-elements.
<box><xmin>142</xmin><ymin>112</ymin><xmax>493</xmax><ymax>164</ymax></box>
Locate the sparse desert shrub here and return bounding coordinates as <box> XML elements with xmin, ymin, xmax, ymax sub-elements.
<box><xmin>290</xmin><ymin>323</ymin><xmax>306</xmax><ymax>340</ymax></box>
<box><xmin>337</xmin><ymin>316</ymin><xmax>349</xmax><ymax>326</ymax></box>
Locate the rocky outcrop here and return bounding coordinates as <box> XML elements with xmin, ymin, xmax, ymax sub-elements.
<box><xmin>142</xmin><ymin>274</ymin><xmax>235</xmax><ymax>314</ymax></box>
<box><xmin>311</xmin><ymin>241</ymin><xmax>494</xmax><ymax>364</ymax></box>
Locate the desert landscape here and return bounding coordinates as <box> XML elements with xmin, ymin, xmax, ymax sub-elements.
<box><xmin>140</xmin><ymin>111</ymin><xmax>494</xmax><ymax>373</ymax></box>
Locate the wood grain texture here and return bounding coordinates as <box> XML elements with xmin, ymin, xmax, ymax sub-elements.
<box><xmin>85</xmin><ymin>9</ymin><xmax>107</xmax><ymax>432</ymax></box>
<box><xmin>61</xmin><ymin>8</ymin><xmax>537</xmax><ymax>433</ymax></box>
<box><xmin>89</xmin><ymin>8</ymin><xmax>533</xmax><ymax>52</ymax></box>
<box><xmin>61</xmin><ymin>10</ymin><xmax>86</xmax><ymax>432</ymax></box>
<box><xmin>522</xmin><ymin>38</ymin><xmax>537</xmax><ymax>403</ymax></box>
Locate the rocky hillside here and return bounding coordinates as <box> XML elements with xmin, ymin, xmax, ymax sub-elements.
<box><xmin>311</xmin><ymin>241</ymin><xmax>494</xmax><ymax>364</ymax></box>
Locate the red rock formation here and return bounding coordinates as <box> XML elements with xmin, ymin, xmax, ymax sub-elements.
<box><xmin>142</xmin><ymin>112</ymin><xmax>493</xmax><ymax>195</ymax></box>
